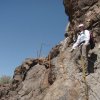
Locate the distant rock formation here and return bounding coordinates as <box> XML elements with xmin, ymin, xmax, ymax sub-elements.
<box><xmin>0</xmin><ymin>0</ymin><xmax>100</xmax><ymax>100</ymax></box>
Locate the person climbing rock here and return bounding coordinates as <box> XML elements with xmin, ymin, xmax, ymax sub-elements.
<box><xmin>70</xmin><ymin>24</ymin><xmax>90</xmax><ymax>74</ymax></box>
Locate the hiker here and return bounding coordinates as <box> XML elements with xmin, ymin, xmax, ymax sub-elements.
<box><xmin>70</xmin><ymin>24</ymin><xmax>90</xmax><ymax>74</ymax></box>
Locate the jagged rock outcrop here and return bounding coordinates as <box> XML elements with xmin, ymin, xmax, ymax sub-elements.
<box><xmin>0</xmin><ymin>0</ymin><xmax>100</xmax><ymax>100</ymax></box>
<box><xmin>63</xmin><ymin>0</ymin><xmax>100</xmax><ymax>46</ymax></box>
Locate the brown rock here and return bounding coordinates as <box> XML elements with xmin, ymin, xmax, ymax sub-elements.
<box><xmin>1</xmin><ymin>1</ymin><xmax>100</xmax><ymax>100</ymax></box>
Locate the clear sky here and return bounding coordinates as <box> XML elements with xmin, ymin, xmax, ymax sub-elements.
<box><xmin>0</xmin><ymin>0</ymin><xmax>68</xmax><ymax>77</ymax></box>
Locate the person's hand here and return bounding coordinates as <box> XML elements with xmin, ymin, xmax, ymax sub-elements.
<box><xmin>69</xmin><ymin>49</ymin><xmax>74</xmax><ymax>52</ymax></box>
<box><xmin>98</xmin><ymin>44</ymin><xmax>100</xmax><ymax>49</ymax></box>
<box><xmin>84</xmin><ymin>41</ymin><xmax>89</xmax><ymax>46</ymax></box>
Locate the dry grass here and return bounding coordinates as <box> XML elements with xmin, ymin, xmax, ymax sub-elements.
<box><xmin>0</xmin><ymin>75</ymin><xmax>12</xmax><ymax>84</ymax></box>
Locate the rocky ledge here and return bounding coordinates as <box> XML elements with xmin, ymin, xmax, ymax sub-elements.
<box><xmin>0</xmin><ymin>0</ymin><xmax>100</xmax><ymax>100</ymax></box>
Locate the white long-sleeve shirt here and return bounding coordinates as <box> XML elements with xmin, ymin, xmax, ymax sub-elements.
<box><xmin>72</xmin><ymin>30</ymin><xmax>90</xmax><ymax>49</ymax></box>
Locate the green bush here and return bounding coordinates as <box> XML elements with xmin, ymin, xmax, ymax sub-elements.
<box><xmin>0</xmin><ymin>75</ymin><xmax>12</xmax><ymax>84</ymax></box>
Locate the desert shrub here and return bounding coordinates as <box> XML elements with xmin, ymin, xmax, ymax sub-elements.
<box><xmin>0</xmin><ymin>75</ymin><xmax>12</xmax><ymax>84</ymax></box>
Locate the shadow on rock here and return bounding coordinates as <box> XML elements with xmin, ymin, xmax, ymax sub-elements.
<box><xmin>88</xmin><ymin>53</ymin><xmax>97</xmax><ymax>73</ymax></box>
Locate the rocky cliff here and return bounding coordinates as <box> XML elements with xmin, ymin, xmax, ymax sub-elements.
<box><xmin>0</xmin><ymin>0</ymin><xmax>100</xmax><ymax>100</ymax></box>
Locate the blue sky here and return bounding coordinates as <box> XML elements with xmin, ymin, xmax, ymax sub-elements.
<box><xmin>0</xmin><ymin>0</ymin><xmax>68</xmax><ymax>76</ymax></box>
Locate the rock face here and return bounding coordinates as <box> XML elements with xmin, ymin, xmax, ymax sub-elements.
<box><xmin>0</xmin><ymin>0</ymin><xmax>100</xmax><ymax>100</ymax></box>
<box><xmin>63</xmin><ymin>0</ymin><xmax>100</xmax><ymax>46</ymax></box>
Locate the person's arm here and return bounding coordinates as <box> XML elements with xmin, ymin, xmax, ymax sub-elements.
<box><xmin>72</xmin><ymin>35</ymin><xmax>80</xmax><ymax>49</ymax></box>
<box><xmin>84</xmin><ymin>30</ymin><xmax>90</xmax><ymax>45</ymax></box>
<box><xmin>70</xmin><ymin>35</ymin><xmax>80</xmax><ymax>52</ymax></box>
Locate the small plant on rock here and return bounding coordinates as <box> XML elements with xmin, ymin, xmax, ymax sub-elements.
<box><xmin>0</xmin><ymin>75</ymin><xmax>12</xmax><ymax>85</ymax></box>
